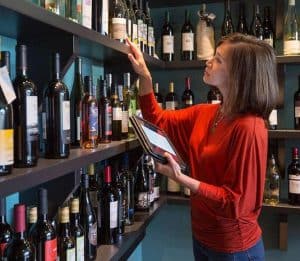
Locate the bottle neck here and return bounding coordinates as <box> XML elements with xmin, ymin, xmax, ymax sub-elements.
<box><xmin>70</xmin><ymin>213</ymin><xmax>80</xmax><ymax>226</ymax></box>
<box><xmin>0</xmin><ymin>215</ymin><xmax>6</xmax><ymax>223</ymax></box>
<box><xmin>38</xmin><ymin>213</ymin><xmax>48</xmax><ymax>222</ymax></box>
<box><xmin>15</xmin><ymin>231</ymin><xmax>26</xmax><ymax>240</ymax></box>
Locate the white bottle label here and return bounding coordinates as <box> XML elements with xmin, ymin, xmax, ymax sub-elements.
<box><xmin>163</xmin><ymin>35</ymin><xmax>174</xmax><ymax>54</ymax></box>
<box><xmin>182</xmin><ymin>32</ymin><xmax>194</xmax><ymax>51</ymax></box>
<box><xmin>168</xmin><ymin>178</ymin><xmax>180</xmax><ymax>192</ymax></box>
<box><xmin>66</xmin><ymin>248</ymin><xmax>75</xmax><ymax>261</ymax></box>
<box><xmin>76</xmin><ymin>236</ymin><xmax>84</xmax><ymax>261</ymax></box>
<box><xmin>289</xmin><ymin>175</ymin><xmax>300</xmax><ymax>194</ymax></box>
<box><xmin>0</xmin><ymin>66</ymin><xmax>16</xmax><ymax>104</ymax></box>
<box><xmin>137</xmin><ymin>19</ymin><xmax>143</xmax><ymax>43</ymax></box>
<box><xmin>112</xmin><ymin>17</ymin><xmax>126</xmax><ymax>40</ymax></box>
<box><xmin>0</xmin><ymin>129</ymin><xmax>13</xmax><ymax>165</ymax></box>
<box><xmin>263</xmin><ymin>38</ymin><xmax>273</xmax><ymax>47</ymax></box>
<box><xmin>132</xmin><ymin>23</ymin><xmax>138</xmax><ymax>44</ymax></box>
<box><xmin>62</xmin><ymin>101</ymin><xmax>70</xmax><ymax>131</ymax></box>
<box><xmin>269</xmin><ymin>109</ymin><xmax>277</xmax><ymax>126</ymax></box>
<box><xmin>101</xmin><ymin>0</ymin><xmax>109</xmax><ymax>35</ymax></box>
<box><xmin>26</xmin><ymin>96</ymin><xmax>38</xmax><ymax>127</ymax></box>
<box><xmin>122</xmin><ymin>110</ymin><xmax>129</xmax><ymax>133</ymax></box>
<box><xmin>295</xmin><ymin>105</ymin><xmax>300</xmax><ymax>117</ymax></box>
<box><xmin>154</xmin><ymin>186</ymin><xmax>160</xmax><ymax>199</ymax></box>
<box><xmin>284</xmin><ymin>40</ymin><xmax>300</xmax><ymax>55</ymax></box>
<box><xmin>110</xmin><ymin>201</ymin><xmax>118</xmax><ymax>229</ymax></box>
<box><xmin>113</xmin><ymin>107</ymin><xmax>122</xmax><ymax>121</ymax></box>
<box><xmin>82</xmin><ymin>0</ymin><xmax>92</xmax><ymax>29</ymax></box>
<box><xmin>88</xmin><ymin>222</ymin><xmax>97</xmax><ymax>246</ymax></box>
<box><xmin>165</xmin><ymin>101</ymin><xmax>177</xmax><ymax>110</ymax></box>
<box><xmin>148</xmin><ymin>26</ymin><xmax>154</xmax><ymax>47</ymax></box>
<box><xmin>76</xmin><ymin>116</ymin><xmax>80</xmax><ymax>141</ymax></box>
<box><xmin>42</xmin><ymin>112</ymin><xmax>47</xmax><ymax>139</ymax></box>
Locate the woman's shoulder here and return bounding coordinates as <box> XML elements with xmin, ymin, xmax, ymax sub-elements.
<box><xmin>232</xmin><ymin>114</ymin><xmax>267</xmax><ymax>136</ymax></box>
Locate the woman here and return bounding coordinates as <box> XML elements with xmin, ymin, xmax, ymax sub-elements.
<box><xmin>127</xmin><ymin>33</ymin><xmax>278</xmax><ymax>260</ymax></box>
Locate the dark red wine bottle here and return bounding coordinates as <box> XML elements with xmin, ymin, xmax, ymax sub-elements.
<box><xmin>79</xmin><ymin>171</ymin><xmax>97</xmax><ymax>260</ymax></box>
<box><xmin>5</xmin><ymin>204</ymin><xmax>35</xmax><ymax>260</ymax></box>
<box><xmin>32</xmin><ymin>188</ymin><xmax>57</xmax><ymax>261</ymax></box>
<box><xmin>13</xmin><ymin>44</ymin><xmax>39</xmax><ymax>167</ymax></box>
<box><xmin>181</xmin><ymin>10</ymin><xmax>195</xmax><ymax>61</ymax></box>
<box><xmin>0</xmin><ymin>51</ymin><xmax>13</xmax><ymax>176</ymax></box>
<box><xmin>44</xmin><ymin>53</ymin><xmax>70</xmax><ymax>159</ymax></box>
<box><xmin>161</xmin><ymin>10</ymin><xmax>174</xmax><ymax>61</ymax></box>
<box><xmin>0</xmin><ymin>197</ymin><xmax>13</xmax><ymax>257</ymax></box>
<box><xmin>288</xmin><ymin>147</ymin><xmax>300</xmax><ymax>205</ymax></box>
<box><xmin>115</xmin><ymin>172</ymin><xmax>125</xmax><ymax>235</ymax></box>
<box><xmin>181</xmin><ymin>77</ymin><xmax>194</xmax><ymax>108</ymax></box>
<box><xmin>99</xmin><ymin>165</ymin><xmax>119</xmax><ymax>244</ymax></box>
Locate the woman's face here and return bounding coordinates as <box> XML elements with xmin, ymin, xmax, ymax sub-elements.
<box><xmin>203</xmin><ymin>43</ymin><xmax>231</xmax><ymax>97</ymax></box>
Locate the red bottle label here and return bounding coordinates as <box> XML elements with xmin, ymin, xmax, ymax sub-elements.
<box><xmin>44</xmin><ymin>238</ymin><xmax>57</xmax><ymax>261</ymax></box>
<box><xmin>0</xmin><ymin>242</ymin><xmax>7</xmax><ymax>255</ymax></box>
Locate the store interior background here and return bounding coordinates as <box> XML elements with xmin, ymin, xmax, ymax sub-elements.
<box><xmin>3</xmin><ymin>0</ymin><xmax>300</xmax><ymax>260</ymax></box>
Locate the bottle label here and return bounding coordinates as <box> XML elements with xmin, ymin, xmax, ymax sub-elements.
<box><xmin>104</xmin><ymin>105</ymin><xmax>112</xmax><ymax>136</ymax></box>
<box><xmin>110</xmin><ymin>200</ymin><xmax>118</xmax><ymax>229</ymax></box>
<box><xmin>182</xmin><ymin>32</ymin><xmax>194</xmax><ymax>51</ymax></box>
<box><xmin>269</xmin><ymin>109</ymin><xmax>277</xmax><ymax>126</ymax></box>
<box><xmin>82</xmin><ymin>0</ymin><xmax>92</xmax><ymax>29</ymax></box>
<box><xmin>42</xmin><ymin>112</ymin><xmax>47</xmax><ymax>139</ymax></box>
<box><xmin>101</xmin><ymin>0</ymin><xmax>109</xmax><ymax>35</ymax></box>
<box><xmin>0</xmin><ymin>129</ymin><xmax>13</xmax><ymax>165</ymax></box>
<box><xmin>88</xmin><ymin>105</ymin><xmax>98</xmax><ymax>139</ymax></box>
<box><xmin>76</xmin><ymin>116</ymin><xmax>81</xmax><ymax>141</ymax></box>
<box><xmin>284</xmin><ymin>40</ymin><xmax>300</xmax><ymax>55</ymax></box>
<box><xmin>137</xmin><ymin>19</ymin><xmax>143</xmax><ymax>44</ymax></box>
<box><xmin>26</xmin><ymin>96</ymin><xmax>39</xmax><ymax>141</ymax></box>
<box><xmin>196</xmin><ymin>20</ymin><xmax>215</xmax><ymax>60</ymax></box>
<box><xmin>122</xmin><ymin>110</ymin><xmax>129</xmax><ymax>133</ymax></box>
<box><xmin>44</xmin><ymin>238</ymin><xmax>58</xmax><ymax>261</ymax></box>
<box><xmin>263</xmin><ymin>37</ymin><xmax>273</xmax><ymax>47</ymax></box>
<box><xmin>62</xmin><ymin>101</ymin><xmax>71</xmax><ymax>144</ymax></box>
<box><xmin>66</xmin><ymin>247</ymin><xmax>76</xmax><ymax>261</ymax></box>
<box><xmin>163</xmin><ymin>35</ymin><xmax>174</xmax><ymax>54</ymax></box>
<box><xmin>211</xmin><ymin>100</ymin><xmax>221</xmax><ymax>104</ymax></box>
<box><xmin>168</xmin><ymin>178</ymin><xmax>181</xmax><ymax>192</ymax></box>
<box><xmin>113</xmin><ymin>107</ymin><xmax>122</xmax><ymax>121</ymax></box>
<box><xmin>142</xmin><ymin>23</ymin><xmax>147</xmax><ymax>43</ymax></box>
<box><xmin>76</xmin><ymin>236</ymin><xmax>85</xmax><ymax>261</ymax></box>
<box><xmin>165</xmin><ymin>101</ymin><xmax>177</xmax><ymax>110</ymax></box>
<box><xmin>136</xmin><ymin>192</ymin><xmax>149</xmax><ymax>209</ymax></box>
<box><xmin>88</xmin><ymin>222</ymin><xmax>97</xmax><ymax>246</ymax></box>
<box><xmin>185</xmin><ymin>98</ymin><xmax>193</xmax><ymax>105</ymax></box>
<box><xmin>132</xmin><ymin>23</ymin><xmax>138</xmax><ymax>45</ymax></box>
<box><xmin>112</xmin><ymin>18</ymin><xmax>126</xmax><ymax>40</ymax></box>
<box><xmin>154</xmin><ymin>186</ymin><xmax>160</xmax><ymax>199</ymax></box>
<box><xmin>289</xmin><ymin>175</ymin><xmax>300</xmax><ymax>194</ymax></box>
<box><xmin>127</xmin><ymin>19</ymin><xmax>132</xmax><ymax>40</ymax></box>
<box><xmin>295</xmin><ymin>105</ymin><xmax>300</xmax><ymax>117</ymax></box>
<box><xmin>148</xmin><ymin>26</ymin><xmax>155</xmax><ymax>47</ymax></box>
<box><xmin>0</xmin><ymin>66</ymin><xmax>16</xmax><ymax>104</ymax></box>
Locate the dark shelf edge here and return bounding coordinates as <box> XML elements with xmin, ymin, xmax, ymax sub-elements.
<box><xmin>0</xmin><ymin>139</ymin><xmax>140</xmax><ymax>197</ymax></box>
<box><xmin>268</xmin><ymin>129</ymin><xmax>300</xmax><ymax>139</ymax></box>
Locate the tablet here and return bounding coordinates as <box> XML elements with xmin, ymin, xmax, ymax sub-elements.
<box><xmin>129</xmin><ymin>116</ymin><xmax>189</xmax><ymax>174</ymax></box>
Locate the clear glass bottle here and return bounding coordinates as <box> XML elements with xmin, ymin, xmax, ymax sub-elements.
<box><xmin>221</xmin><ymin>0</ymin><xmax>234</xmax><ymax>36</ymax></box>
<box><xmin>262</xmin><ymin>6</ymin><xmax>274</xmax><ymax>47</ymax></box>
<box><xmin>250</xmin><ymin>4</ymin><xmax>264</xmax><ymax>40</ymax></box>
<box><xmin>264</xmin><ymin>154</ymin><xmax>280</xmax><ymax>205</ymax></box>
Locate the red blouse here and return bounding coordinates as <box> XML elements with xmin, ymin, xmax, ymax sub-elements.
<box><xmin>139</xmin><ymin>93</ymin><xmax>267</xmax><ymax>253</ymax></box>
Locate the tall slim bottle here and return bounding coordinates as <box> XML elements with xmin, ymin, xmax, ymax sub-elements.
<box><xmin>165</xmin><ymin>82</ymin><xmax>178</xmax><ymax>110</ymax></box>
<box><xmin>79</xmin><ymin>172</ymin><xmax>97</xmax><ymax>260</ymax></box>
<box><xmin>153</xmin><ymin>83</ymin><xmax>163</xmax><ymax>109</ymax></box>
<box><xmin>145</xmin><ymin>1</ymin><xmax>154</xmax><ymax>56</ymax></box>
<box><xmin>6</xmin><ymin>204</ymin><xmax>35</xmax><ymax>260</ymax></box>
<box><xmin>288</xmin><ymin>147</ymin><xmax>300</xmax><ymax>205</ymax></box>
<box><xmin>262</xmin><ymin>6</ymin><xmax>274</xmax><ymax>47</ymax></box>
<box><xmin>250</xmin><ymin>4</ymin><xmax>264</xmax><ymax>40</ymax></box>
<box><xmin>87</xmin><ymin>164</ymin><xmax>99</xmax><ymax>225</ymax></box>
<box><xmin>181</xmin><ymin>77</ymin><xmax>194</xmax><ymax>108</ymax></box>
<box><xmin>81</xmin><ymin>76</ymin><xmax>98</xmax><ymax>149</ymax></box>
<box><xmin>69</xmin><ymin>198</ymin><xmax>85</xmax><ymax>261</ymax></box>
<box><xmin>264</xmin><ymin>154</ymin><xmax>280</xmax><ymax>205</ymax></box>
<box><xmin>127</xmin><ymin>0</ymin><xmax>138</xmax><ymax>44</ymax></box>
<box><xmin>0</xmin><ymin>197</ymin><xmax>13</xmax><ymax>257</ymax></box>
<box><xmin>44</xmin><ymin>53</ymin><xmax>70</xmax><ymax>159</ymax></box>
<box><xmin>0</xmin><ymin>51</ymin><xmax>14</xmax><ymax>175</ymax></box>
<box><xmin>161</xmin><ymin>11</ymin><xmax>174</xmax><ymax>61</ymax></box>
<box><xmin>181</xmin><ymin>10</ymin><xmax>194</xmax><ymax>61</ymax></box>
<box><xmin>294</xmin><ymin>76</ymin><xmax>300</xmax><ymax>129</ymax></box>
<box><xmin>221</xmin><ymin>0</ymin><xmax>234</xmax><ymax>36</ymax></box>
<box><xmin>110</xmin><ymin>0</ymin><xmax>127</xmax><ymax>42</ymax></box>
<box><xmin>111</xmin><ymin>85</ymin><xmax>122</xmax><ymax>141</ymax></box>
<box><xmin>236</xmin><ymin>1</ymin><xmax>248</xmax><ymax>34</ymax></box>
<box><xmin>118</xmin><ymin>85</ymin><xmax>129</xmax><ymax>139</ymax></box>
<box><xmin>71</xmin><ymin>57</ymin><xmax>84</xmax><ymax>147</ymax></box>
<box><xmin>13</xmin><ymin>44</ymin><xmax>39</xmax><ymax>168</ymax></box>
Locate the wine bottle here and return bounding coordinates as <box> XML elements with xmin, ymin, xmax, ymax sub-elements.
<box><xmin>65</xmin><ymin>0</ymin><xmax>82</xmax><ymax>23</ymax></box>
<box><xmin>44</xmin><ymin>53</ymin><xmax>70</xmax><ymax>159</ymax></box>
<box><xmin>71</xmin><ymin>57</ymin><xmax>84</xmax><ymax>147</ymax></box>
<box><xmin>283</xmin><ymin>0</ymin><xmax>300</xmax><ymax>55</ymax></box>
<box><xmin>119</xmin><ymin>153</ymin><xmax>134</xmax><ymax>226</ymax></box>
<box><xmin>92</xmin><ymin>0</ymin><xmax>100</xmax><ymax>32</ymax></box>
<box><xmin>144</xmin><ymin>1</ymin><xmax>154</xmax><ymax>56</ymax></box>
<box><xmin>82</xmin><ymin>0</ymin><xmax>92</xmax><ymax>29</ymax></box>
<box><xmin>264</xmin><ymin>154</ymin><xmax>280</xmax><ymax>205</ymax></box>
<box><xmin>101</xmin><ymin>0</ymin><xmax>109</xmax><ymax>35</ymax></box>
<box><xmin>81</xmin><ymin>76</ymin><xmax>98</xmax><ymax>149</ymax></box>
<box><xmin>181</xmin><ymin>9</ymin><xmax>195</xmax><ymax>61</ymax></box>
<box><xmin>161</xmin><ymin>11</ymin><xmax>174</xmax><ymax>61</ymax></box>
<box><xmin>181</xmin><ymin>77</ymin><xmax>194</xmax><ymax>108</ymax></box>
<box><xmin>221</xmin><ymin>0</ymin><xmax>234</xmax><ymax>36</ymax></box>
<box><xmin>27</xmin><ymin>206</ymin><xmax>37</xmax><ymax>241</ymax></box>
<box><xmin>250</xmin><ymin>4</ymin><xmax>264</xmax><ymax>40</ymax></box>
<box><xmin>115</xmin><ymin>172</ymin><xmax>125</xmax><ymax>235</ymax></box>
<box><xmin>288</xmin><ymin>147</ymin><xmax>300</xmax><ymax>205</ymax></box>
<box><xmin>69</xmin><ymin>198</ymin><xmax>85</xmax><ymax>261</ymax></box>
<box><xmin>58</xmin><ymin>206</ymin><xmax>76</xmax><ymax>261</ymax></box>
<box><xmin>236</xmin><ymin>1</ymin><xmax>248</xmax><ymax>34</ymax></box>
<box><xmin>153</xmin><ymin>83</ymin><xmax>163</xmax><ymax>109</ymax></box>
<box><xmin>127</xmin><ymin>0</ymin><xmax>138</xmax><ymax>44</ymax></box>
<box><xmin>153</xmin><ymin>172</ymin><xmax>160</xmax><ymax>201</ymax></box>
<box><xmin>0</xmin><ymin>51</ymin><xmax>14</xmax><ymax>176</ymax></box>
<box><xmin>196</xmin><ymin>4</ymin><xmax>215</xmax><ymax>61</ymax></box>
<box><xmin>99</xmin><ymin>79</ymin><xmax>112</xmax><ymax>143</ymax></box>
<box><xmin>13</xmin><ymin>44</ymin><xmax>39</xmax><ymax>168</ymax></box>
<box><xmin>32</xmin><ymin>188</ymin><xmax>57</xmax><ymax>261</ymax></box>
<box><xmin>135</xmin><ymin>155</ymin><xmax>150</xmax><ymax>211</ymax></box>
<box><xmin>111</xmin><ymin>0</ymin><xmax>127</xmax><ymax>42</ymax></box>
<box><xmin>207</xmin><ymin>87</ymin><xmax>223</xmax><ymax>104</ymax></box>
<box><xmin>111</xmin><ymin>84</ymin><xmax>122</xmax><ymax>141</ymax></box>
<box><xmin>99</xmin><ymin>165</ymin><xmax>119</xmax><ymax>244</ymax></box>
<box><xmin>79</xmin><ymin>172</ymin><xmax>97</xmax><ymax>260</ymax></box>
<box><xmin>262</xmin><ymin>6</ymin><xmax>274</xmax><ymax>47</ymax></box>
<box><xmin>165</xmin><ymin>82</ymin><xmax>178</xmax><ymax>110</ymax></box>
<box><xmin>134</xmin><ymin>0</ymin><xmax>146</xmax><ymax>52</ymax></box>
<box><xmin>0</xmin><ymin>197</ymin><xmax>13</xmax><ymax>257</ymax></box>
<box><xmin>128</xmin><ymin>74</ymin><xmax>137</xmax><ymax>137</ymax></box>
<box><xmin>268</xmin><ymin>109</ymin><xmax>278</xmax><ymax>130</ymax></box>
<box><xmin>6</xmin><ymin>204</ymin><xmax>35</xmax><ymax>260</ymax></box>
<box><xmin>42</xmin><ymin>0</ymin><xmax>58</xmax><ymax>14</ymax></box>
<box><xmin>87</xmin><ymin>163</ymin><xmax>99</xmax><ymax>225</ymax></box>
<box><xmin>294</xmin><ymin>77</ymin><xmax>300</xmax><ymax>129</ymax></box>
<box><xmin>118</xmin><ymin>84</ymin><xmax>129</xmax><ymax>139</ymax></box>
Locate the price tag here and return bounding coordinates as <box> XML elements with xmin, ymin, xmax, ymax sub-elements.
<box><xmin>0</xmin><ymin>66</ymin><xmax>16</xmax><ymax>104</ymax></box>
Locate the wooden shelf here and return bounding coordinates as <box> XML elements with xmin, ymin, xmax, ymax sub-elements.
<box><xmin>276</xmin><ymin>55</ymin><xmax>300</xmax><ymax>64</ymax></box>
<box><xmin>0</xmin><ymin>139</ymin><xmax>140</xmax><ymax>197</ymax></box>
<box><xmin>263</xmin><ymin>201</ymin><xmax>300</xmax><ymax>215</ymax></box>
<box><xmin>268</xmin><ymin>129</ymin><xmax>300</xmax><ymax>139</ymax></box>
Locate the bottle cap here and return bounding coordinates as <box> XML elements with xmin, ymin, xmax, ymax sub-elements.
<box><xmin>70</xmin><ymin>198</ymin><xmax>79</xmax><ymax>214</ymax></box>
<box><xmin>28</xmin><ymin>206</ymin><xmax>37</xmax><ymax>224</ymax></box>
<box><xmin>38</xmin><ymin>188</ymin><xmax>48</xmax><ymax>215</ymax></box>
<box><xmin>59</xmin><ymin>206</ymin><xmax>70</xmax><ymax>223</ymax></box>
<box><xmin>14</xmin><ymin>204</ymin><xmax>26</xmax><ymax>233</ymax></box>
<box><xmin>104</xmin><ymin>165</ymin><xmax>112</xmax><ymax>183</ymax></box>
